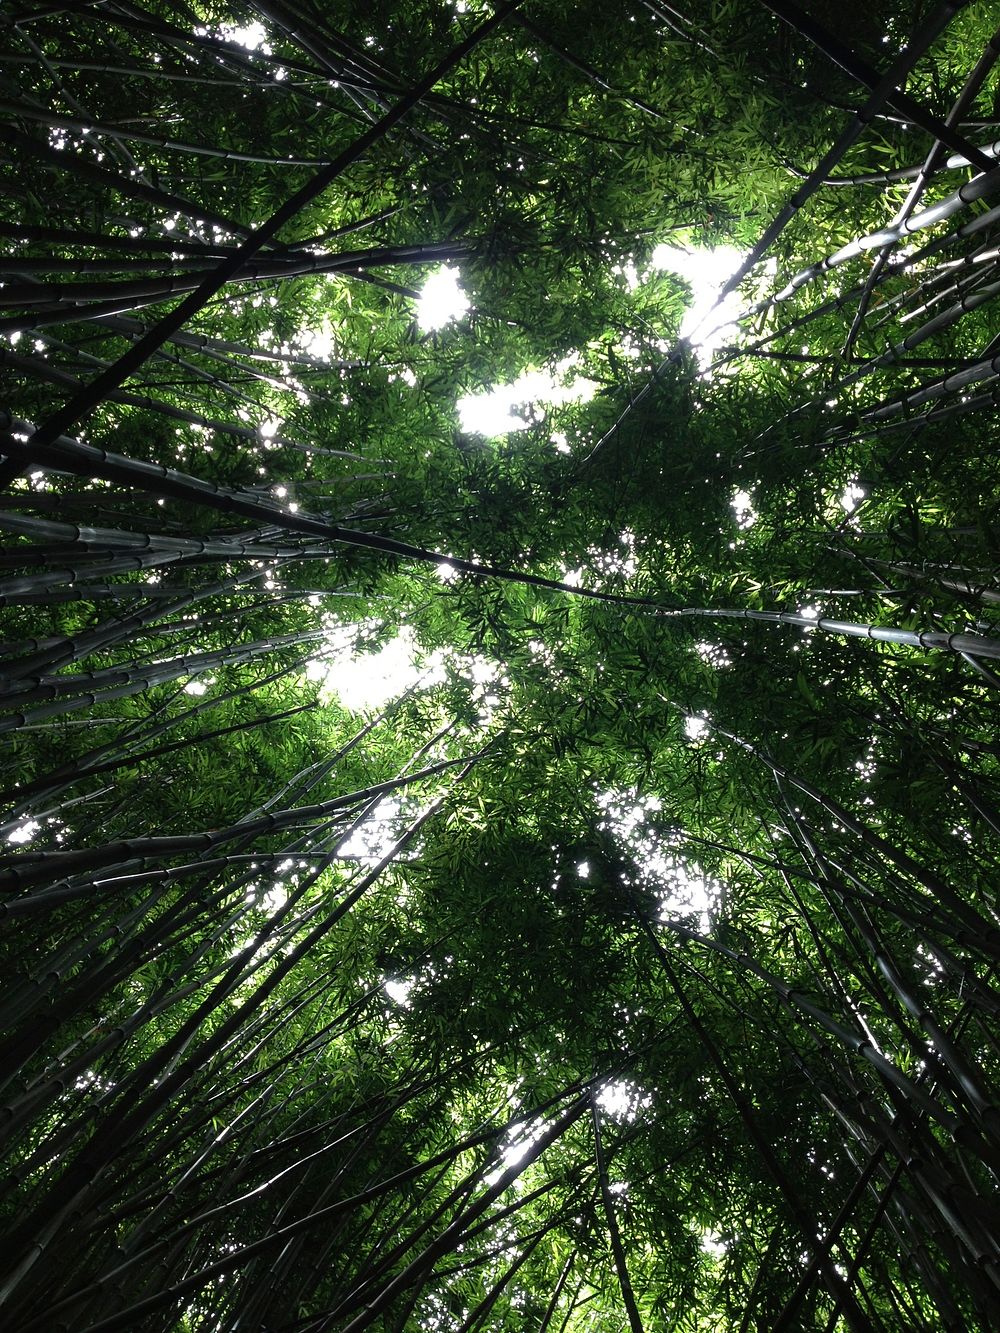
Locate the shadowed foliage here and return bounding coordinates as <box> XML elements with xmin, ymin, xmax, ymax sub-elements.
<box><xmin>2</xmin><ymin>1</ymin><xmax>1000</xmax><ymax>1329</ymax></box>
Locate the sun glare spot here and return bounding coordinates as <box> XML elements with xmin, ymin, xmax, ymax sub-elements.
<box><xmin>339</xmin><ymin>797</ymin><xmax>417</xmax><ymax>864</ymax></box>
<box><xmin>700</xmin><ymin>1230</ymin><xmax>728</xmax><ymax>1259</ymax></box>
<box><xmin>247</xmin><ymin>882</ymin><xmax>287</xmax><ymax>914</ymax></box>
<box><xmin>487</xmin><ymin>1116</ymin><xmax>548</xmax><ymax>1184</ymax></box>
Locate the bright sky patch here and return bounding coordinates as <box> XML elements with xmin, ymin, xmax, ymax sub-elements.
<box><xmin>416</xmin><ymin>267</ymin><xmax>469</xmax><ymax>331</ymax></box>
<box><xmin>339</xmin><ymin>797</ymin><xmax>409</xmax><ymax>864</ymax></box>
<box><xmin>596</xmin><ymin>1079</ymin><xmax>651</xmax><ymax>1123</ymax></box>
<box><xmin>684</xmin><ymin>714</ymin><xmax>709</xmax><ymax>741</ymax></box>
<box><xmin>730</xmin><ymin>489</ymin><xmax>757</xmax><ymax>529</ymax></box>
<box><xmin>384</xmin><ymin>977</ymin><xmax>414</xmax><ymax>1007</ymax></box>
<box><xmin>305</xmin><ymin>625</ymin><xmax>444</xmax><ymax>711</ymax></box>
<box><xmin>649</xmin><ymin>244</ymin><xmax>746</xmax><ymax>368</ymax></box>
<box><xmin>457</xmin><ymin>356</ymin><xmax>596</xmax><ymax>437</ymax></box>
<box><xmin>195</xmin><ymin>20</ymin><xmax>272</xmax><ymax>53</ymax></box>
<box><xmin>296</xmin><ymin>323</ymin><xmax>336</xmax><ymax>360</ymax></box>
<box><xmin>6</xmin><ymin>819</ymin><xmax>39</xmax><ymax>846</ymax></box>
<box><xmin>597</xmin><ymin>791</ymin><xmax>719</xmax><ymax>933</ymax></box>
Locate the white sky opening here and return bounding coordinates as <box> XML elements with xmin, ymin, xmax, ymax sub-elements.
<box><xmin>487</xmin><ymin>1116</ymin><xmax>548</xmax><ymax>1185</ymax></box>
<box><xmin>304</xmin><ymin>620</ymin><xmax>507</xmax><ymax>735</ymax></box>
<box><xmin>183</xmin><ymin>676</ymin><xmax>215</xmax><ymax>696</ymax></box>
<box><xmin>684</xmin><ymin>714</ymin><xmax>710</xmax><ymax>742</ymax></box>
<box><xmin>305</xmin><ymin>624</ymin><xmax>444</xmax><ymax>712</ymax></box>
<box><xmin>246</xmin><ymin>881</ymin><xmax>288</xmax><ymax>914</ymax></box>
<box><xmin>589</xmin><ymin>528</ymin><xmax>638</xmax><ymax>581</ymax></box>
<box><xmin>554</xmin><ymin>532</ymin><xmax>638</xmax><ymax>596</ymax></box>
<box><xmin>195</xmin><ymin>20</ymin><xmax>271</xmax><ymax>52</ymax></box>
<box><xmin>457</xmin><ymin>355</ymin><xmax>596</xmax><ymax>437</ymax></box>
<box><xmin>916</xmin><ymin>943</ymin><xmax>946</xmax><ymax>986</ymax></box>
<box><xmin>596</xmin><ymin>1079</ymin><xmax>651</xmax><ymax>1123</ymax></box>
<box><xmin>461</xmin><ymin>654</ymin><xmax>507</xmax><ymax>727</ymax></box>
<box><xmin>383</xmin><ymin>976</ymin><xmax>414</xmax><ymax>1007</ymax></box>
<box><xmin>338</xmin><ymin>796</ymin><xmax>412</xmax><ymax>865</ymax></box>
<box><xmin>597</xmin><ymin>791</ymin><xmax>719</xmax><ymax>933</ymax></box>
<box><xmin>700</xmin><ymin>1229</ymin><xmax>728</xmax><ymax>1260</ymax></box>
<box><xmin>695</xmin><ymin>641</ymin><xmax>731</xmax><ymax>669</ymax></box>
<box><xmin>6</xmin><ymin>818</ymin><xmax>40</xmax><ymax>845</ymax></box>
<box><xmin>656</xmin><ymin>859</ymin><xmax>717</xmax><ymax>933</ymax></box>
<box><xmin>649</xmin><ymin>244</ymin><xmax>747</xmax><ymax>369</ymax></box>
<box><xmin>296</xmin><ymin>322</ymin><xmax>336</xmax><ymax>360</ymax></box>
<box><xmin>417</xmin><ymin>267</ymin><xmax>469</xmax><ymax>331</ymax></box>
<box><xmin>730</xmin><ymin>488</ymin><xmax>757</xmax><ymax>529</ymax></box>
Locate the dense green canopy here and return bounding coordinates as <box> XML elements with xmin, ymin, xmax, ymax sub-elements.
<box><xmin>2</xmin><ymin>1</ymin><xmax>1000</xmax><ymax>1328</ymax></box>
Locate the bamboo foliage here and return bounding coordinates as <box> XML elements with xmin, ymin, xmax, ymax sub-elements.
<box><xmin>2</xmin><ymin>0</ymin><xmax>1000</xmax><ymax>1328</ymax></box>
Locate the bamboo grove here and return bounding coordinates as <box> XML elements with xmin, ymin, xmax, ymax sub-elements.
<box><xmin>2</xmin><ymin>0</ymin><xmax>1000</xmax><ymax>1328</ymax></box>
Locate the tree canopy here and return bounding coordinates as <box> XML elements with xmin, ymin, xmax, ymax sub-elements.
<box><xmin>2</xmin><ymin>1</ymin><xmax>1000</xmax><ymax>1328</ymax></box>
